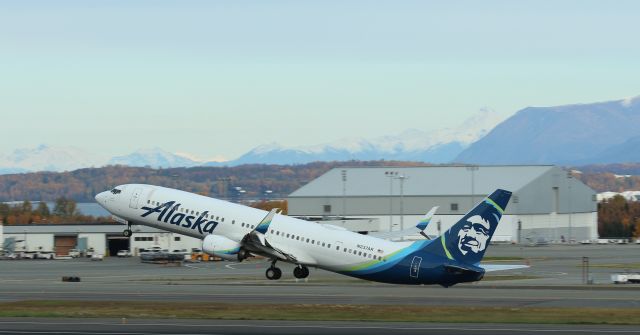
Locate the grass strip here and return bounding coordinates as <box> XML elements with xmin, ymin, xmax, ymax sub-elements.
<box><xmin>1</xmin><ymin>301</ymin><xmax>639</xmax><ymax>325</ymax></box>
<box><xmin>585</xmin><ymin>263</ymin><xmax>640</xmax><ymax>269</ymax></box>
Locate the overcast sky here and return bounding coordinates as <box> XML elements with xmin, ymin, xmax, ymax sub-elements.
<box><xmin>1</xmin><ymin>0</ymin><xmax>639</xmax><ymax>160</ymax></box>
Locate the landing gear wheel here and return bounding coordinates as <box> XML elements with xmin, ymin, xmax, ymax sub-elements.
<box><xmin>123</xmin><ymin>229</ymin><xmax>132</xmax><ymax>237</ymax></box>
<box><xmin>237</xmin><ymin>249</ymin><xmax>250</xmax><ymax>262</ymax></box>
<box><xmin>266</xmin><ymin>267</ymin><xmax>282</xmax><ymax>280</ymax></box>
<box><xmin>293</xmin><ymin>265</ymin><xmax>309</xmax><ymax>279</ymax></box>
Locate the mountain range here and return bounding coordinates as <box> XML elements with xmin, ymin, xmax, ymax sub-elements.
<box><xmin>2</xmin><ymin>95</ymin><xmax>640</xmax><ymax>174</ymax></box>
<box><xmin>0</xmin><ymin>109</ymin><xmax>503</xmax><ymax>173</ymax></box>
<box><xmin>454</xmin><ymin>95</ymin><xmax>640</xmax><ymax>165</ymax></box>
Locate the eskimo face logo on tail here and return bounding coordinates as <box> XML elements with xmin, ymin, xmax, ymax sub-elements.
<box><xmin>457</xmin><ymin>215</ymin><xmax>490</xmax><ymax>255</ymax></box>
<box><xmin>140</xmin><ymin>201</ymin><xmax>219</xmax><ymax>234</ymax></box>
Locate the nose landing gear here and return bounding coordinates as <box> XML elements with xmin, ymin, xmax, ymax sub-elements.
<box><xmin>122</xmin><ymin>223</ymin><xmax>133</xmax><ymax>237</ymax></box>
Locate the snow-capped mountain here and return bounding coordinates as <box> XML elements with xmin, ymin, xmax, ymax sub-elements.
<box><xmin>0</xmin><ymin>145</ymin><xmax>106</xmax><ymax>173</ymax></box>
<box><xmin>108</xmin><ymin>148</ymin><xmax>201</xmax><ymax>168</ymax></box>
<box><xmin>217</xmin><ymin>108</ymin><xmax>504</xmax><ymax>165</ymax></box>
<box><xmin>0</xmin><ymin>146</ymin><xmax>202</xmax><ymax>173</ymax></box>
<box><xmin>455</xmin><ymin>95</ymin><xmax>640</xmax><ymax>165</ymax></box>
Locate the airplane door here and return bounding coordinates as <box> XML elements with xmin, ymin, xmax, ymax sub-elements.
<box><xmin>129</xmin><ymin>188</ymin><xmax>142</xmax><ymax>209</ymax></box>
<box><xmin>410</xmin><ymin>256</ymin><xmax>422</xmax><ymax>278</ymax></box>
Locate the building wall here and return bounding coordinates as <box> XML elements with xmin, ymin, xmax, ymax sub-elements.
<box><xmin>513</xmin><ymin>167</ymin><xmax>596</xmax><ymax>215</ymax></box>
<box><xmin>79</xmin><ymin>233</ymin><xmax>106</xmax><ymax>254</ymax></box>
<box><xmin>5</xmin><ymin>233</ymin><xmax>54</xmax><ymax>251</ymax></box>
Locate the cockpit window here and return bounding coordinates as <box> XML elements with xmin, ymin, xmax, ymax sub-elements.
<box><xmin>110</xmin><ymin>188</ymin><xmax>122</xmax><ymax>195</ymax></box>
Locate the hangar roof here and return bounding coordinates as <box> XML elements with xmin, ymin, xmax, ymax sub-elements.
<box><xmin>289</xmin><ymin>165</ymin><xmax>556</xmax><ymax>197</ymax></box>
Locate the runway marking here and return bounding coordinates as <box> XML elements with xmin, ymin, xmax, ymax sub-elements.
<box><xmin>224</xmin><ymin>262</ymin><xmax>241</xmax><ymax>269</ymax></box>
<box><xmin>0</xmin><ymin>320</ymin><xmax>639</xmax><ymax>333</ymax></box>
<box><xmin>1</xmin><ymin>290</ymin><xmax>638</xmax><ymax>302</ymax></box>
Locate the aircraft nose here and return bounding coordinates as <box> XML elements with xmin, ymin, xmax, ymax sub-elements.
<box><xmin>95</xmin><ymin>191</ymin><xmax>108</xmax><ymax>205</ymax></box>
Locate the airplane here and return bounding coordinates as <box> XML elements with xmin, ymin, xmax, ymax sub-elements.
<box><xmin>95</xmin><ymin>185</ymin><xmax>527</xmax><ymax>286</ymax></box>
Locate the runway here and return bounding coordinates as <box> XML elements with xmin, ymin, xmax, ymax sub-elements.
<box><xmin>1</xmin><ymin>318</ymin><xmax>639</xmax><ymax>335</ymax></box>
<box><xmin>1</xmin><ymin>245</ymin><xmax>640</xmax><ymax>308</ymax></box>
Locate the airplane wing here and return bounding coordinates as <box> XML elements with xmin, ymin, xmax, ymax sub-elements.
<box><xmin>480</xmin><ymin>264</ymin><xmax>530</xmax><ymax>272</ymax></box>
<box><xmin>241</xmin><ymin>208</ymin><xmax>317</xmax><ymax>265</ymax></box>
<box><xmin>370</xmin><ymin>206</ymin><xmax>438</xmax><ymax>240</ymax></box>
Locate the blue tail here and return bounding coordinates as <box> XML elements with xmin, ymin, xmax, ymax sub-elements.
<box><xmin>422</xmin><ymin>189</ymin><xmax>512</xmax><ymax>266</ymax></box>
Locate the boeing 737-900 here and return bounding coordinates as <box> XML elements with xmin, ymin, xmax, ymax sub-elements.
<box><xmin>95</xmin><ymin>184</ymin><xmax>526</xmax><ymax>286</ymax></box>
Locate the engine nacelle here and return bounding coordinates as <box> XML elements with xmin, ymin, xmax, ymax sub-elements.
<box><xmin>202</xmin><ymin>234</ymin><xmax>242</xmax><ymax>261</ymax></box>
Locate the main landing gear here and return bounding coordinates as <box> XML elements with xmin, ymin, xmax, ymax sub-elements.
<box><xmin>293</xmin><ymin>265</ymin><xmax>310</xmax><ymax>279</ymax></box>
<box><xmin>264</xmin><ymin>261</ymin><xmax>310</xmax><ymax>280</ymax></box>
<box><xmin>266</xmin><ymin>260</ymin><xmax>282</xmax><ymax>280</ymax></box>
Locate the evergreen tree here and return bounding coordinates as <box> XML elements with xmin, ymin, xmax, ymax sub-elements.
<box><xmin>21</xmin><ymin>200</ymin><xmax>32</xmax><ymax>214</ymax></box>
<box><xmin>36</xmin><ymin>202</ymin><xmax>50</xmax><ymax>217</ymax></box>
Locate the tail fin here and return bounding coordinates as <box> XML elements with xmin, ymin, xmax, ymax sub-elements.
<box><xmin>422</xmin><ymin>189</ymin><xmax>511</xmax><ymax>265</ymax></box>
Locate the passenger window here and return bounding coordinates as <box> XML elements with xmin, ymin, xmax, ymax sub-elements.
<box><xmin>296</xmin><ymin>236</ymin><xmax>300</xmax><ymax>240</ymax></box>
<box><xmin>328</xmin><ymin>244</ymin><xmax>331</xmax><ymax>248</ymax></box>
<box><xmin>343</xmin><ymin>248</ymin><xmax>347</xmax><ymax>252</ymax></box>
<box><xmin>311</xmin><ymin>240</ymin><xmax>315</xmax><ymax>244</ymax></box>
<box><xmin>222</xmin><ymin>218</ymin><xmax>225</xmax><ymax>222</ymax></box>
<box><xmin>322</xmin><ymin>242</ymin><xmax>325</xmax><ymax>247</ymax></box>
<box><xmin>241</xmin><ymin>223</ymin><xmax>245</xmax><ymax>227</ymax></box>
<box><xmin>287</xmin><ymin>234</ymin><xmax>290</xmax><ymax>238</ymax></box>
<box><xmin>358</xmin><ymin>251</ymin><xmax>362</xmax><ymax>256</ymax></box>
<box><xmin>270</xmin><ymin>230</ymin><xmax>274</xmax><ymax>234</ymax></box>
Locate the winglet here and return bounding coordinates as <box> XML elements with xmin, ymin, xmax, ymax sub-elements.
<box><xmin>255</xmin><ymin>208</ymin><xmax>278</xmax><ymax>234</ymax></box>
<box><xmin>416</xmin><ymin>206</ymin><xmax>438</xmax><ymax>230</ymax></box>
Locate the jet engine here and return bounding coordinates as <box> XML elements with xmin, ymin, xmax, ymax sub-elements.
<box><xmin>202</xmin><ymin>234</ymin><xmax>242</xmax><ymax>261</ymax></box>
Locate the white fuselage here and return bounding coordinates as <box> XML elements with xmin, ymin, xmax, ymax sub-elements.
<box><xmin>96</xmin><ymin>184</ymin><xmax>409</xmax><ymax>272</ymax></box>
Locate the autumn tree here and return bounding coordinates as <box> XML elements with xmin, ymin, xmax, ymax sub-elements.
<box><xmin>36</xmin><ymin>202</ymin><xmax>50</xmax><ymax>217</ymax></box>
<box><xmin>53</xmin><ymin>197</ymin><xmax>78</xmax><ymax>217</ymax></box>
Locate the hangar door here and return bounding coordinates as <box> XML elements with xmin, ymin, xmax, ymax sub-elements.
<box><xmin>55</xmin><ymin>236</ymin><xmax>77</xmax><ymax>256</ymax></box>
<box><xmin>107</xmin><ymin>235</ymin><xmax>130</xmax><ymax>257</ymax></box>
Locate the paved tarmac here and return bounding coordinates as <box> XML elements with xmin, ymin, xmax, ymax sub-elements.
<box><xmin>0</xmin><ymin>318</ymin><xmax>639</xmax><ymax>335</ymax></box>
<box><xmin>2</xmin><ymin>244</ymin><xmax>640</xmax><ymax>309</ymax></box>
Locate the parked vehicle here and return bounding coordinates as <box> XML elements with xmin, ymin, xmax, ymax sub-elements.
<box><xmin>19</xmin><ymin>251</ymin><xmax>38</xmax><ymax>259</ymax></box>
<box><xmin>36</xmin><ymin>251</ymin><xmax>56</xmax><ymax>260</ymax></box>
<box><xmin>91</xmin><ymin>253</ymin><xmax>104</xmax><ymax>261</ymax></box>
<box><xmin>68</xmin><ymin>249</ymin><xmax>80</xmax><ymax>258</ymax></box>
<box><xmin>190</xmin><ymin>248</ymin><xmax>220</xmax><ymax>262</ymax></box>
<box><xmin>117</xmin><ymin>250</ymin><xmax>132</xmax><ymax>257</ymax></box>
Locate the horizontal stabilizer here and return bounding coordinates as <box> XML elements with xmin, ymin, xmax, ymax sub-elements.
<box><xmin>480</xmin><ymin>264</ymin><xmax>530</xmax><ymax>272</ymax></box>
<box><xmin>443</xmin><ymin>263</ymin><xmax>483</xmax><ymax>275</ymax></box>
<box><xmin>371</xmin><ymin>206</ymin><xmax>438</xmax><ymax>240</ymax></box>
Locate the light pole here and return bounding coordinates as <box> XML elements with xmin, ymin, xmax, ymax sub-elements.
<box><xmin>466</xmin><ymin>165</ymin><xmax>479</xmax><ymax>209</ymax></box>
<box><xmin>567</xmin><ymin>172</ymin><xmax>573</xmax><ymax>243</ymax></box>
<box><xmin>384</xmin><ymin>171</ymin><xmax>398</xmax><ymax>232</ymax></box>
<box><xmin>341</xmin><ymin>170</ymin><xmax>347</xmax><ymax>220</ymax></box>
<box><xmin>395</xmin><ymin>174</ymin><xmax>409</xmax><ymax>235</ymax></box>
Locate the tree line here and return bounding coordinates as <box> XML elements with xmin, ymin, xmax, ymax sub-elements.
<box><xmin>0</xmin><ymin>161</ymin><xmax>431</xmax><ymax>202</ymax></box>
<box><xmin>0</xmin><ymin>198</ymin><xmax>107</xmax><ymax>225</ymax></box>
<box><xmin>598</xmin><ymin>195</ymin><xmax>640</xmax><ymax>238</ymax></box>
